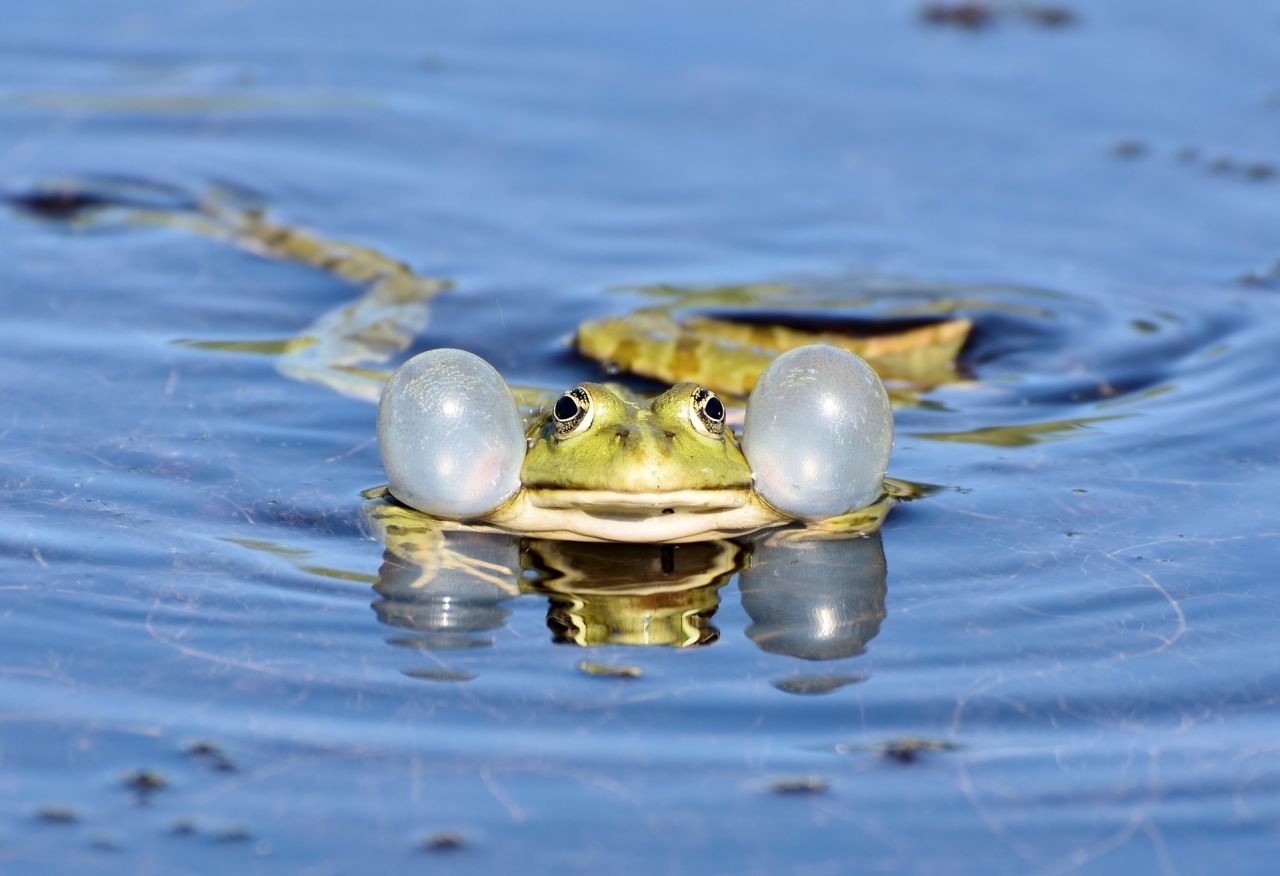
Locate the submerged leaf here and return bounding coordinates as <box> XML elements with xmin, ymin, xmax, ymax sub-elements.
<box><xmin>175</xmin><ymin>337</ymin><xmax>317</xmax><ymax>355</ymax></box>
<box><xmin>913</xmin><ymin>414</ymin><xmax>1125</xmax><ymax>447</ymax></box>
<box><xmin>576</xmin><ymin>310</ymin><xmax>970</xmax><ymax>397</ymax></box>
<box><xmin>577</xmin><ymin>660</ymin><xmax>643</xmax><ymax>679</ymax></box>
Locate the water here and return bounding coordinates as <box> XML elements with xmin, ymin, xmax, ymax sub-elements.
<box><xmin>3</xmin><ymin>1</ymin><xmax>1279</xmax><ymax>873</ymax></box>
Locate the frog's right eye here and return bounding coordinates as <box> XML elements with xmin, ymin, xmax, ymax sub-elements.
<box><xmin>553</xmin><ymin>386</ymin><xmax>593</xmax><ymax>438</ymax></box>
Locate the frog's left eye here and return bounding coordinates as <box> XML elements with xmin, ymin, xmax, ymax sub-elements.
<box><xmin>691</xmin><ymin>387</ymin><xmax>725</xmax><ymax>437</ymax></box>
<box><xmin>553</xmin><ymin>386</ymin><xmax>593</xmax><ymax>438</ymax></box>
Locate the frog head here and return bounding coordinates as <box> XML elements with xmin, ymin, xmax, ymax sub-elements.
<box><xmin>519</xmin><ymin>381</ymin><xmax>752</xmax><ymax>512</ymax></box>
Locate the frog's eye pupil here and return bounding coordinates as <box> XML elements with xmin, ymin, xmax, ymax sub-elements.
<box><xmin>554</xmin><ymin>394</ymin><xmax>579</xmax><ymax>421</ymax></box>
<box><xmin>691</xmin><ymin>387</ymin><xmax>726</xmax><ymax>436</ymax></box>
<box><xmin>704</xmin><ymin>395</ymin><xmax>724</xmax><ymax>423</ymax></box>
<box><xmin>552</xmin><ymin>386</ymin><xmax>592</xmax><ymax>437</ymax></box>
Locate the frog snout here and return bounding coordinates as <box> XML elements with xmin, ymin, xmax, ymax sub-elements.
<box><xmin>611</xmin><ymin>424</ymin><xmax>673</xmax><ymax>456</ymax></box>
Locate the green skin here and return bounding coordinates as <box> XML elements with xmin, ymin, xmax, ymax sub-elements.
<box><xmin>523</xmin><ymin>382</ymin><xmax>751</xmax><ymax>494</ymax></box>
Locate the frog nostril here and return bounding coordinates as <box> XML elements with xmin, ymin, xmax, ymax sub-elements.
<box><xmin>614</xmin><ymin>427</ymin><xmax>631</xmax><ymax>443</ymax></box>
<box><xmin>663</xmin><ymin>430</ymin><xmax>677</xmax><ymax>440</ymax></box>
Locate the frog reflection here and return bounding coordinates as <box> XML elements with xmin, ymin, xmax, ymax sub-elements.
<box><xmin>373</xmin><ymin>528</ymin><xmax>521</xmax><ymax>652</ymax></box>
<box><xmin>525</xmin><ymin>540</ymin><xmax>742</xmax><ymax>648</ymax></box>
<box><xmin>738</xmin><ymin>534</ymin><xmax>887</xmax><ymax>660</ymax></box>
<box><xmin>367</xmin><ymin>504</ymin><xmax>887</xmax><ymax>666</ymax></box>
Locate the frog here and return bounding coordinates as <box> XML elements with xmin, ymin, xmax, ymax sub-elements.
<box><xmin>375</xmin><ymin>341</ymin><xmax>898</xmax><ymax>543</ymax></box>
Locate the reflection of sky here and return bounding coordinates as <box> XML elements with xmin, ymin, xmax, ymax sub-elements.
<box><xmin>3</xmin><ymin>1</ymin><xmax>1278</xmax><ymax>301</ymax></box>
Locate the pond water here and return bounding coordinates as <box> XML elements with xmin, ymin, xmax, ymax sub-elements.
<box><xmin>3</xmin><ymin>1</ymin><xmax>1279</xmax><ymax>873</ymax></box>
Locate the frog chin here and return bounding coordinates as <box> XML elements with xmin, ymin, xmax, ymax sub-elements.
<box><xmin>485</xmin><ymin>488</ymin><xmax>783</xmax><ymax>543</ymax></box>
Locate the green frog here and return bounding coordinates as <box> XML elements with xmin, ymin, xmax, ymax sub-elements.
<box><xmin>375</xmin><ymin>339</ymin><xmax>898</xmax><ymax>543</ymax></box>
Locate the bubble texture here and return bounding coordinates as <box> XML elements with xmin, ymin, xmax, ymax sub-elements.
<box><xmin>377</xmin><ymin>349</ymin><xmax>525</xmax><ymax>519</ymax></box>
<box><xmin>743</xmin><ymin>345</ymin><xmax>893</xmax><ymax>520</ymax></box>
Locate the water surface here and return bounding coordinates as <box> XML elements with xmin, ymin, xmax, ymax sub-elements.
<box><xmin>2</xmin><ymin>2</ymin><xmax>1279</xmax><ymax>873</ymax></box>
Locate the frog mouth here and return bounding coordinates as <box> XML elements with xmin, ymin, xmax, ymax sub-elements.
<box><xmin>525</xmin><ymin>488</ymin><xmax>753</xmax><ymax>516</ymax></box>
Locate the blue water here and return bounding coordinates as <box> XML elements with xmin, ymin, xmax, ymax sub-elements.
<box><xmin>2</xmin><ymin>2</ymin><xmax>1279</xmax><ymax>873</ymax></box>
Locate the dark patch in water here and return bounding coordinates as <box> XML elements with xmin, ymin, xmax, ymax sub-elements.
<box><xmin>920</xmin><ymin>3</ymin><xmax>1075</xmax><ymax>30</ymax></box>
<box><xmin>6</xmin><ymin>176</ymin><xmax>197</xmax><ymax>220</ymax></box>
<box><xmin>34</xmin><ymin>805</ymin><xmax>79</xmax><ymax>824</ymax></box>
<box><xmin>703</xmin><ymin>309</ymin><xmax>963</xmax><ymax>340</ymax></box>
<box><xmin>120</xmin><ymin>769</ymin><xmax>169</xmax><ymax>796</ymax></box>
<box><xmin>185</xmin><ymin>739</ymin><xmax>237</xmax><ymax>772</ymax></box>
<box><xmin>1127</xmin><ymin>143</ymin><xmax>1278</xmax><ymax>184</ymax></box>
<box><xmin>879</xmin><ymin>738</ymin><xmax>961</xmax><ymax>765</ymax></box>
<box><xmin>1111</xmin><ymin>139</ymin><xmax>1148</xmax><ymax>159</ymax></box>
<box><xmin>769</xmin><ymin>776</ymin><xmax>829</xmax><ymax>795</ymax></box>
<box><xmin>421</xmin><ymin>832</ymin><xmax>467</xmax><ymax>853</ymax></box>
<box><xmin>9</xmin><ymin>188</ymin><xmax>114</xmax><ymax>219</ymax></box>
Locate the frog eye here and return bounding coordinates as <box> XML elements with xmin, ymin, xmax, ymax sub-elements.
<box><xmin>691</xmin><ymin>387</ymin><xmax>726</xmax><ymax>437</ymax></box>
<box><xmin>552</xmin><ymin>386</ymin><xmax>593</xmax><ymax>438</ymax></box>
<box><xmin>742</xmin><ymin>345</ymin><xmax>893</xmax><ymax>520</ymax></box>
<box><xmin>377</xmin><ymin>349</ymin><xmax>525</xmax><ymax>520</ymax></box>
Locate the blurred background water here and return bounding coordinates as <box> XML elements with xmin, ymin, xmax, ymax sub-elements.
<box><xmin>1</xmin><ymin>1</ymin><xmax>1279</xmax><ymax>873</ymax></box>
